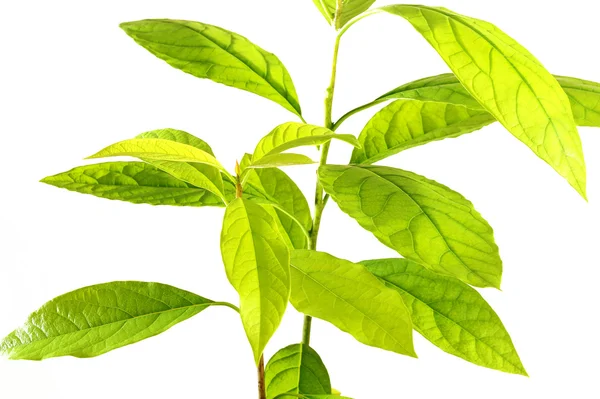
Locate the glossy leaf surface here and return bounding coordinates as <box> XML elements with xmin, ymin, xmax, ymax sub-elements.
<box><xmin>121</xmin><ymin>19</ymin><xmax>302</xmax><ymax>116</ymax></box>
<box><xmin>253</xmin><ymin>122</ymin><xmax>359</xmax><ymax>162</ymax></box>
<box><xmin>221</xmin><ymin>198</ymin><xmax>290</xmax><ymax>363</ymax></box>
<box><xmin>350</xmin><ymin>99</ymin><xmax>495</xmax><ymax>164</ymax></box>
<box><xmin>265</xmin><ymin>343</ymin><xmax>331</xmax><ymax>398</ymax></box>
<box><xmin>290</xmin><ymin>250</ymin><xmax>415</xmax><ymax>357</ymax></box>
<box><xmin>1</xmin><ymin>282</ymin><xmax>224</xmax><ymax>360</ymax></box>
<box><xmin>41</xmin><ymin>162</ymin><xmax>224</xmax><ymax>207</ymax></box>
<box><xmin>363</xmin><ymin>258</ymin><xmax>527</xmax><ymax>375</ymax></box>
<box><xmin>319</xmin><ymin>165</ymin><xmax>502</xmax><ymax>288</ymax></box>
<box><xmin>381</xmin><ymin>5</ymin><xmax>586</xmax><ymax>197</ymax></box>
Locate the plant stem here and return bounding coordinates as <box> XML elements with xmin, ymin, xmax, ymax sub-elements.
<box><xmin>257</xmin><ymin>355</ymin><xmax>266</xmax><ymax>399</ymax></box>
<box><xmin>301</xmin><ymin>30</ymin><xmax>343</xmax><ymax>346</ymax></box>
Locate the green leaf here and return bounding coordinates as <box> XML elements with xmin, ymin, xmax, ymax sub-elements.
<box><xmin>248</xmin><ymin>153</ymin><xmax>316</xmax><ymax>169</ymax></box>
<box><xmin>362</xmin><ymin>258</ymin><xmax>527</xmax><ymax>375</ymax></box>
<box><xmin>318</xmin><ymin>165</ymin><xmax>502</xmax><ymax>288</ymax></box>
<box><xmin>381</xmin><ymin>5</ymin><xmax>586</xmax><ymax>198</ymax></box>
<box><xmin>373</xmin><ymin>73</ymin><xmax>600</xmax><ymax>128</ymax></box>
<box><xmin>41</xmin><ymin>162</ymin><xmax>224</xmax><ymax>207</ymax></box>
<box><xmin>555</xmin><ymin>75</ymin><xmax>600</xmax><ymax>127</ymax></box>
<box><xmin>313</xmin><ymin>0</ymin><xmax>377</xmax><ymax>29</ymax></box>
<box><xmin>221</xmin><ymin>198</ymin><xmax>290</xmax><ymax>363</ymax></box>
<box><xmin>350</xmin><ymin>99</ymin><xmax>495</xmax><ymax>164</ymax></box>
<box><xmin>289</xmin><ymin>250</ymin><xmax>415</xmax><ymax>357</ymax></box>
<box><xmin>120</xmin><ymin>19</ymin><xmax>302</xmax><ymax>117</ymax></box>
<box><xmin>244</xmin><ymin>168</ymin><xmax>312</xmax><ymax>250</ymax></box>
<box><xmin>87</xmin><ymin>138</ymin><xmax>234</xmax><ymax>181</ymax></box>
<box><xmin>253</xmin><ymin>122</ymin><xmax>359</xmax><ymax>162</ymax></box>
<box><xmin>0</xmin><ymin>281</ymin><xmax>234</xmax><ymax>360</ymax></box>
<box><xmin>265</xmin><ymin>343</ymin><xmax>331</xmax><ymax>399</ymax></box>
<box><xmin>136</xmin><ymin>128</ymin><xmax>216</xmax><ymax>153</ymax></box>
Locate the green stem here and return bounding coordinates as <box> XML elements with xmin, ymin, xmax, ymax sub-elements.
<box><xmin>301</xmin><ymin>29</ymin><xmax>342</xmax><ymax>346</ymax></box>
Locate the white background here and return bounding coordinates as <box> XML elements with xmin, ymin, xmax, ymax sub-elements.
<box><xmin>1</xmin><ymin>1</ymin><xmax>599</xmax><ymax>398</ymax></box>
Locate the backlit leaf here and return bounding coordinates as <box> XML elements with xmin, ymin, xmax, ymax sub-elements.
<box><xmin>41</xmin><ymin>162</ymin><xmax>224</xmax><ymax>207</ymax></box>
<box><xmin>0</xmin><ymin>282</ymin><xmax>231</xmax><ymax>360</ymax></box>
<box><xmin>265</xmin><ymin>343</ymin><xmax>331</xmax><ymax>399</ymax></box>
<box><xmin>221</xmin><ymin>198</ymin><xmax>290</xmax><ymax>363</ymax></box>
<box><xmin>253</xmin><ymin>122</ymin><xmax>359</xmax><ymax>162</ymax></box>
<box><xmin>313</xmin><ymin>0</ymin><xmax>377</xmax><ymax>29</ymax></box>
<box><xmin>318</xmin><ymin>165</ymin><xmax>502</xmax><ymax>288</ymax></box>
<box><xmin>363</xmin><ymin>258</ymin><xmax>527</xmax><ymax>375</ymax></box>
<box><xmin>350</xmin><ymin>99</ymin><xmax>495</xmax><ymax>164</ymax></box>
<box><xmin>248</xmin><ymin>153</ymin><xmax>315</xmax><ymax>169</ymax></box>
<box><xmin>381</xmin><ymin>5</ymin><xmax>586</xmax><ymax>198</ymax></box>
<box><xmin>121</xmin><ymin>19</ymin><xmax>302</xmax><ymax>116</ymax></box>
<box><xmin>290</xmin><ymin>250</ymin><xmax>415</xmax><ymax>357</ymax></box>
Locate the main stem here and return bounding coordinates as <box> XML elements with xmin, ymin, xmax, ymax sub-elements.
<box><xmin>301</xmin><ymin>31</ymin><xmax>342</xmax><ymax>346</ymax></box>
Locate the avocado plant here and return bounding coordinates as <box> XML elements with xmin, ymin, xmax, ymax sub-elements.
<box><xmin>2</xmin><ymin>2</ymin><xmax>599</xmax><ymax>398</ymax></box>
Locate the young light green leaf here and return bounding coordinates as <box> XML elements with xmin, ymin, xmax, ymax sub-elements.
<box><xmin>120</xmin><ymin>19</ymin><xmax>302</xmax><ymax>117</ymax></box>
<box><xmin>265</xmin><ymin>343</ymin><xmax>331</xmax><ymax>399</ymax></box>
<box><xmin>318</xmin><ymin>165</ymin><xmax>502</xmax><ymax>288</ymax></box>
<box><xmin>362</xmin><ymin>258</ymin><xmax>527</xmax><ymax>375</ymax></box>
<box><xmin>253</xmin><ymin>122</ymin><xmax>359</xmax><ymax>162</ymax></box>
<box><xmin>243</xmin><ymin>168</ymin><xmax>312</xmax><ymax>250</ymax></box>
<box><xmin>313</xmin><ymin>0</ymin><xmax>377</xmax><ymax>29</ymax></box>
<box><xmin>41</xmin><ymin>162</ymin><xmax>224</xmax><ymax>207</ymax></box>
<box><xmin>87</xmin><ymin>138</ymin><xmax>234</xmax><ymax>181</ymax></box>
<box><xmin>380</xmin><ymin>5</ymin><xmax>586</xmax><ymax>198</ymax></box>
<box><xmin>135</xmin><ymin>128</ymin><xmax>226</xmax><ymax>200</ymax></box>
<box><xmin>248</xmin><ymin>153</ymin><xmax>315</xmax><ymax>169</ymax></box>
<box><xmin>0</xmin><ymin>282</ymin><xmax>235</xmax><ymax>360</ymax></box>
<box><xmin>290</xmin><ymin>250</ymin><xmax>415</xmax><ymax>357</ymax></box>
<box><xmin>221</xmin><ymin>198</ymin><xmax>290</xmax><ymax>364</ymax></box>
<box><xmin>350</xmin><ymin>99</ymin><xmax>496</xmax><ymax>164</ymax></box>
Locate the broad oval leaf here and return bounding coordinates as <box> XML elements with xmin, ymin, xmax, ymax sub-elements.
<box><xmin>135</xmin><ymin>128</ymin><xmax>226</xmax><ymax>200</ymax></box>
<box><xmin>253</xmin><ymin>122</ymin><xmax>359</xmax><ymax>162</ymax></box>
<box><xmin>381</xmin><ymin>5</ymin><xmax>586</xmax><ymax>198</ymax></box>
<box><xmin>0</xmin><ymin>281</ymin><xmax>230</xmax><ymax>360</ymax></box>
<box><xmin>362</xmin><ymin>258</ymin><xmax>527</xmax><ymax>375</ymax></box>
<box><xmin>350</xmin><ymin>99</ymin><xmax>495</xmax><ymax>164</ymax></box>
<box><xmin>313</xmin><ymin>0</ymin><xmax>377</xmax><ymax>29</ymax></box>
<box><xmin>318</xmin><ymin>164</ymin><xmax>502</xmax><ymax>288</ymax></box>
<box><xmin>121</xmin><ymin>19</ymin><xmax>302</xmax><ymax>117</ymax></box>
<box><xmin>265</xmin><ymin>343</ymin><xmax>331</xmax><ymax>399</ymax></box>
<box><xmin>290</xmin><ymin>250</ymin><xmax>415</xmax><ymax>357</ymax></box>
<box><xmin>248</xmin><ymin>153</ymin><xmax>316</xmax><ymax>169</ymax></box>
<box><xmin>243</xmin><ymin>168</ymin><xmax>312</xmax><ymax>250</ymax></box>
<box><xmin>41</xmin><ymin>162</ymin><xmax>224</xmax><ymax>207</ymax></box>
<box><xmin>221</xmin><ymin>198</ymin><xmax>290</xmax><ymax>363</ymax></box>
<box><xmin>87</xmin><ymin>138</ymin><xmax>233</xmax><ymax>181</ymax></box>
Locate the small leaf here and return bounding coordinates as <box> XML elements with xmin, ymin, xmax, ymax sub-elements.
<box><xmin>87</xmin><ymin>138</ymin><xmax>233</xmax><ymax>181</ymax></box>
<box><xmin>318</xmin><ymin>165</ymin><xmax>502</xmax><ymax>288</ymax></box>
<box><xmin>350</xmin><ymin>99</ymin><xmax>495</xmax><ymax>164</ymax></box>
<box><xmin>248</xmin><ymin>153</ymin><xmax>315</xmax><ymax>169</ymax></box>
<box><xmin>313</xmin><ymin>0</ymin><xmax>377</xmax><ymax>29</ymax></box>
<box><xmin>136</xmin><ymin>128</ymin><xmax>216</xmax><ymax>154</ymax></box>
<box><xmin>555</xmin><ymin>75</ymin><xmax>600</xmax><ymax>127</ymax></box>
<box><xmin>0</xmin><ymin>282</ymin><xmax>231</xmax><ymax>360</ymax></box>
<box><xmin>265</xmin><ymin>343</ymin><xmax>331</xmax><ymax>399</ymax></box>
<box><xmin>120</xmin><ymin>19</ymin><xmax>302</xmax><ymax>117</ymax></box>
<box><xmin>41</xmin><ymin>162</ymin><xmax>224</xmax><ymax>207</ymax></box>
<box><xmin>363</xmin><ymin>258</ymin><xmax>527</xmax><ymax>375</ymax></box>
<box><xmin>381</xmin><ymin>5</ymin><xmax>586</xmax><ymax>198</ymax></box>
<box><xmin>290</xmin><ymin>250</ymin><xmax>415</xmax><ymax>357</ymax></box>
<box><xmin>253</xmin><ymin>122</ymin><xmax>359</xmax><ymax>162</ymax></box>
<box><xmin>221</xmin><ymin>198</ymin><xmax>290</xmax><ymax>364</ymax></box>
<box><xmin>244</xmin><ymin>168</ymin><xmax>312</xmax><ymax>250</ymax></box>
